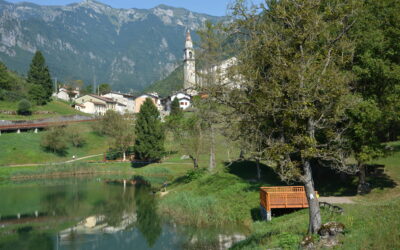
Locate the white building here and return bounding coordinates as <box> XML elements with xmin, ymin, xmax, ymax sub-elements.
<box><xmin>198</xmin><ymin>57</ymin><xmax>241</xmax><ymax>89</ymax></box>
<box><xmin>183</xmin><ymin>30</ymin><xmax>197</xmax><ymax>95</ymax></box>
<box><xmin>75</xmin><ymin>94</ymin><xmax>116</xmax><ymax>115</ymax></box>
<box><xmin>53</xmin><ymin>87</ymin><xmax>80</xmax><ymax>102</ymax></box>
<box><xmin>171</xmin><ymin>92</ymin><xmax>192</xmax><ymax>110</ymax></box>
<box><xmin>102</xmin><ymin>92</ymin><xmax>135</xmax><ymax>114</ymax></box>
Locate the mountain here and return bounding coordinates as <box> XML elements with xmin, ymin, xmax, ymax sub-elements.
<box><xmin>144</xmin><ymin>64</ymin><xmax>183</xmax><ymax>96</ymax></box>
<box><xmin>0</xmin><ymin>0</ymin><xmax>222</xmax><ymax>92</ymax></box>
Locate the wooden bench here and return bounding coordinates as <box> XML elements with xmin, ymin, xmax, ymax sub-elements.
<box><xmin>260</xmin><ymin>186</ymin><xmax>317</xmax><ymax>221</ymax></box>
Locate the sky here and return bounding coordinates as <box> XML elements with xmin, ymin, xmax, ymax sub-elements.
<box><xmin>6</xmin><ymin>0</ymin><xmax>264</xmax><ymax>16</ymax></box>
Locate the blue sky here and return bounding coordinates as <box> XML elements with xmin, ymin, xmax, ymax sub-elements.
<box><xmin>7</xmin><ymin>0</ymin><xmax>264</xmax><ymax>16</ymax></box>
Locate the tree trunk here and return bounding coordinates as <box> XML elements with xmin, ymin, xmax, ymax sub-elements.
<box><xmin>357</xmin><ymin>163</ymin><xmax>370</xmax><ymax>194</ymax></box>
<box><xmin>190</xmin><ymin>155</ymin><xmax>198</xmax><ymax>169</ymax></box>
<box><xmin>256</xmin><ymin>158</ymin><xmax>261</xmax><ymax>180</ymax></box>
<box><xmin>303</xmin><ymin>159</ymin><xmax>322</xmax><ymax>234</ymax></box>
<box><xmin>239</xmin><ymin>149</ymin><xmax>245</xmax><ymax>159</ymax></box>
<box><xmin>123</xmin><ymin>151</ymin><xmax>126</xmax><ymax>162</ymax></box>
<box><xmin>209</xmin><ymin>125</ymin><xmax>216</xmax><ymax>171</ymax></box>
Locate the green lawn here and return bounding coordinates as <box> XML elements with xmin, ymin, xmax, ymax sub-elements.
<box><xmin>0</xmin><ymin>122</ymin><xmax>109</xmax><ymax>165</ymax></box>
<box><xmin>0</xmin><ymin>100</ymin><xmax>89</xmax><ymax>120</ymax></box>
<box><xmin>0</xmin><ymin>119</ymin><xmax>399</xmax><ymax>249</ymax></box>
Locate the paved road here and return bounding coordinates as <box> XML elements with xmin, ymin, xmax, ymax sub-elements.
<box><xmin>319</xmin><ymin>196</ymin><xmax>355</xmax><ymax>204</ymax></box>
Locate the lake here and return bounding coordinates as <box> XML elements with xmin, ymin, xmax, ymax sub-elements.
<box><xmin>0</xmin><ymin>177</ymin><xmax>246</xmax><ymax>250</ymax></box>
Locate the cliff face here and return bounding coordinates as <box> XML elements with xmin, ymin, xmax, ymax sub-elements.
<box><xmin>0</xmin><ymin>0</ymin><xmax>222</xmax><ymax>91</ymax></box>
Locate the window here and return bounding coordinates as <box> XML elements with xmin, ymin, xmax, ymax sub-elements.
<box><xmin>189</xmin><ymin>52</ymin><xmax>193</xmax><ymax>59</ymax></box>
<box><xmin>180</xmin><ymin>102</ymin><xmax>184</xmax><ymax>105</ymax></box>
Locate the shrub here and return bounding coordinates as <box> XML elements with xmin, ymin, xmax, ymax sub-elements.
<box><xmin>184</xmin><ymin>168</ymin><xmax>207</xmax><ymax>183</ymax></box>
<box><xmin>68</xmin><ymin>126</ymin><xmax>86</xmax><ymax>147</ymax></box>
<box><xmin>41</xmin><ymin>126</ymin><xmax>68</xmax><ymax>155</ymax></box>
<box><xmin>17</xmin><ymin>99</ymin><xmax>32</xmax><ymax>116</ymax></box>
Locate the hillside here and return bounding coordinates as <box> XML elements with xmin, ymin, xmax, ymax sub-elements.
<box><xmin>0</xmin><ymin>0</ymin><xmax>223</xmax><ymax>91</ymax></box>
<box><xmin>0</xmin><ymin>100</ymin><xmax>89</xmax><ymax>120</ymax></box>
<box><xmin>144</xmin><ymin>64</ymin><xmax>184</xmax><ymax>96</ymax></box>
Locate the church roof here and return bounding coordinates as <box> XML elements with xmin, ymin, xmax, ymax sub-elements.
<box><xmin>186</xmin><ymin>30</ymin><xmax>192</xmax><ymax>41</ymax></box>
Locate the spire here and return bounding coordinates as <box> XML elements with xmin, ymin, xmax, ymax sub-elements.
<box><xmin>186</xmin><ymin>30</ymin><xmax>192</xmax><ymax>42</ymax></box>
<box><xmin>185</xmin><ymin>30</ymin><xmax>193</xmax><ymax>49</ymax></box>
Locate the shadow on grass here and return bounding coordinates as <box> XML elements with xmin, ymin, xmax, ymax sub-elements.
<box><xmin>130</xmin><ymin>161</ymin><xmax>152</xmax><ymax>168</ymax></box>
<box><xmin>250</xmin><ymin>207</ymin><xmax>263</xmax><ymax>221</ymax></box>
<box><xmin>224</xmin><ymin>160</ymin><xmax>283</xmax><ymax>189</ymax></box>
<box><xmin>366</xmin><ymin>164</ymin><xmax>397</xmax><ymax>191</ymax></box>
<box><xmin>313</xmin><ymin>163</ymin><xmax>397</xmax><ymax>196</ymax></box>
<box><xmin>313</xmin><ymin>166</ymin><xmax>358</xmax><ymax>196</ymax></box>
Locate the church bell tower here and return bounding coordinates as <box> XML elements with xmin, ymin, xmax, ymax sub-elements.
<box><xmin>183</xmin><ymin>30</ymin><xmax>196</xmax><ymax>92</ymax></box>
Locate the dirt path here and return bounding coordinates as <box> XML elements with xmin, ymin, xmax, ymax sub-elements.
<box><xmin>319</xmin><ymin>196</ymin><xmax>355</xmax><ymax>204</ymax></box>
<box><xmin>0</xmin><ymin>154</ymin><xmax>103</xmax><ymax>168</ymax></box>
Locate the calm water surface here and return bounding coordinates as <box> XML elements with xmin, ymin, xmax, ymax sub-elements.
<box><xmin>0</xmin><ymin>178</ymin><xmax>246</xmax><ymax>250</ymax></box>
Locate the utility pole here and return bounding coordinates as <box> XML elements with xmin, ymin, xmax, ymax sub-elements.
<box><xmin>53</xmin><ymin>77</ymin><xmax>58</xmax><ymax>93</ymax></box>
<box><xmin>92</xmin><ymin>67</ymin><xmax>96</xmax><ymax>94</ymax></box>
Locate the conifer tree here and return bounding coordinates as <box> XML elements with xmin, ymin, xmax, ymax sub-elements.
<box><xmin>27</xmin><ymin>51</ymin><xmax>53</xmax><ymax>105</ymax></box>
<box><xmin>0</xmin><ymin>62</ymin><xmax>11</xmax><ymax>90</ymax></box>
<box><xmin>170</xmin><ymin>97</ymin><xmax>183</xmax><ymax>117</ymax></box>
<box><xmin>134</xmin><ymin>98</ymin><xmax>165</xmax><ymax>161</ymax></box>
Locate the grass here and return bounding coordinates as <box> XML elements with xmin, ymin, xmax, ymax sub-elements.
<box><xmin>156</xmin><ymin>139</ymin><xmax>400</xmax><ymax>249</ymax></box>
<box><xmin>0</xmin><ymin>122</ymin><xmax>109</xmax><ymax>165</ymax></box>
<box><xmin>0</xmin><ymin>99</ymin><xmax>88</xmax><ymax>120</ymax></box>
<box><xmin>0</xmin><ymin>117</ymin><xmax>399</xmax><ymax>249</ymax></box>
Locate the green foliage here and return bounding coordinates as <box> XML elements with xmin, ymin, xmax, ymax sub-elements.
<box><xmin>17</xmin><ymin>99</ymin><xmax>32</xmax><ymax>116</ymax></box>
<box><xmin>80</xmin><ymin>84</ymin><xmax>93</xmax><ymax>96</ymax></box>
<box><xmin>98</xmin><ymin>83</ymin><xmax>111</xmax><ymax>95</ymax></box>
<box><xmin>27</xmin><ymin>51</ymin><xmax>53</xmax><ymax>105</ymax></box>
<box><xmin>40</xmin><ymin>126</ymin><xmax>68</xmax><ymax>155</ymax></box>
<box><xmin>351</xmin><ymin>0</ymin><xmax>400</xmax><ymax>141</ymax></box>
<box><xmin>68</xmin><ymin>126</ymin><xmax>86</xmax><ymax>148</ymax></box>
<box><xmin>0</xmin><ymin>62</ymin><xmax>12</xmax><ymax>90</ymax></box>
<box><xmin>145</xmin><ymin>65</ymin><xmax>184</xmax><ymax>96</ymax></box>
<box><xmin>95</xmin><ymin>110</ymin><xmax>135</xmax><ymax>159</ymax></box>
<box><xmin>0</xmin><ymin>62</ymin><xmax>29</xmax><ymax>102</ymax></box>
<box><xmin>184</xmin><ymin>168</ymin><xmax>207</xmax><ymax>183</ymax></box>
<box><xmin>135</xmin><ymin>186</ymin><xmax>162</xmax><ymax>247</ymax></box>
<box><xmin>134</xmin><ymin>98</ymin><xmax>165</xmax><ymax>161</ymax></box>
<box><xmin>170</xmin><ymin>97</ymin><xmax>183</xmax><ymax>117</ymax></box>
<box><xmin>346</xmin><ymin>98</ymin><xmax>383</xmax><ymax>163</ymax></box>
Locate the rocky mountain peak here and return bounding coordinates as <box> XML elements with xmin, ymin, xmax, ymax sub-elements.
<box><xmin>0</xmin><ymin>0</ymin><xmax>223</xmax><ymax>92</ymax></box>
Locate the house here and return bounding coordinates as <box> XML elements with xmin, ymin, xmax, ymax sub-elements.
<box><xmin>171</xmin><ymin>92</ymin><xmax>192</xmax><ymax>110</ymax></box>
<box><xmin>134</xmin><ymin>94</ymin><xmax>160</xmax><ymax>113</ymax></box>
<box><xmin>197</xmin><ymin>57</ymin><xmax>241</xmax><ymax>89</ymax></box>
<box><xmin>102</xmin><ymin>92</ymin><xmax>135</xmax><ymax>114</ymax></box>
<box><xmin>74</xmin><ymin>94</ymin><xmax>116</xmax><ymax>115</ymax></box>
<box><xmin>53</xmin><ymin>87</ymin><xmax>80</xmax><ymax>102</ymax></box>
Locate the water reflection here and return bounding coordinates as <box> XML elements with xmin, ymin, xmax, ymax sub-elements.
<box><xmin>0</xmin><ymin>178</ymin><xmax>246</xmax><ymax>250</ymax></box>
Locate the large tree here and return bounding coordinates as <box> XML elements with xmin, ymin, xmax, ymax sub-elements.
<box><xmin>96</xmin><ymin>110</ymin><xmax>135</xmax><ymax>161</ymax></box>
<box><xmin>134</xmin><ymin>98</ymin><xmax>165</xmax><ymax>161</ymax></box>
<box><xmin>351</xmin><ymin>0</ymin><xmax>400</xmax><ymax>141</ymax></box>
<box><xmin>211</xmin><ymin>0</ymin><xmax>358</xmax><ymax>233</ymax></box>
<box><xmin>27</xmin><ymin>51</ymin><xmax>53</xmax><ymax>105</ymax></box>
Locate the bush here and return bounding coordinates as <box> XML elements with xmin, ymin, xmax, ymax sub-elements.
<box><xmin>17</xmin><ymin>99</ymin><xmax>32</xmax><ymax>116</ymax></box>
<box><xmin>41</xmin><ymin>126</ymin><xmax>68</xmax><ymax>155</ymax></box>
<box><xmin>184</xmin><ymin>168</ymin><xmax>207</xmax><ymax>183</ymax></box>
<box><xmin>68</xmin><ymin>126</ymin><xmax>86</xmax><ymax>147</ymax></box>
